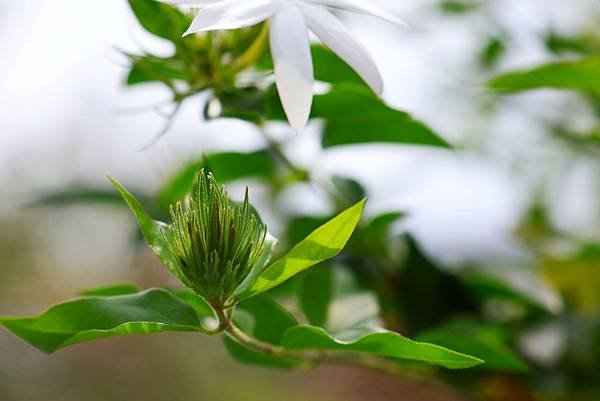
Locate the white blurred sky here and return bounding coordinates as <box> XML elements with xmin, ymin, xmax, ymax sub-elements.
<box><xmin>0</xmin><ymin>0</ymin><xmax>598</xmax><ymax>265</ymax></box>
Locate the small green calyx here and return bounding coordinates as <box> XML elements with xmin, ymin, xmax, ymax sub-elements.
<box><xmin>162</xmin><ymin>170</ymin><xmax>267</xmax><ymax>308</ymax></box>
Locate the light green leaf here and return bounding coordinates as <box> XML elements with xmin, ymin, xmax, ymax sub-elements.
<box><xmin>80</xmin><ymin>283</ymin><xmax>141</xmax><ymax>297</ymax></box>
<box><xmin>282</xmin><ymin>325</ymin><xmax>484</xmax><ymax>369</ymax></box>
<box><xmin>489</xmin><ymin>55</ymin><xmax>600</xmax><ymax>93</ymax></box>
<box><xmin>236</xmin><ymin>199</ymin><xmax>366</xmax><ymax>301</ymax></box>
<box><xmin>109</xmin><ymin>175</ymin><xmax>192</xmax><ymax>287</ymax></box>
<box><xmin>0</xmin><ymin>289</ymin><xmax>202</xmax><ymax>353</ymax></box>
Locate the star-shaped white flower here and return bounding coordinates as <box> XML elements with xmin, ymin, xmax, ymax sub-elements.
<box><xmin>164</xmin><ymin>0</ymin><xmax>405</xmax><ymax>131</ymax></box>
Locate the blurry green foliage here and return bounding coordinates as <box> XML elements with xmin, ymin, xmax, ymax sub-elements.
<box><xmin>489</xmin><ymin>55</ymin><xmax>600</xmax><ymax>93</ymax></box>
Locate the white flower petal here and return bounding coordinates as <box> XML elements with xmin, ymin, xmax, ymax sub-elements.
<box><xmin>299</xmin><ymin>3</ymin><xmax>383</xmax><ymax>94</ymax></box>
<box><xmin>184</xmin><ymin>0</ymin><xmax>279</xmax><ymax>35</ymax></box>
<box><xmin>306</xmin><ymin>0</ymin><xmax>407</xmax><ymax>27</ymax></box>
<box><xmin>269</xmin><ymin>3</ymin><xmax>314</xmax><ymax>132</ymax></box>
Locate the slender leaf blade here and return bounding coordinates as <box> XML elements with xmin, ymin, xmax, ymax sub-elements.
<box><xmin>282</xmin><ymin>325</ymin><xmax>484</xmax><ymax>369</ymax></box>
<box><xmin>109</xmin><ymin>175</ymin><xmax>191</xmax><ymax>287</ymax></box>
<box><xmin>237</xmin><ymin>199</ymin><xmax>366</xmax><ymax>301</ymax></box>
<box><xmin>489</xmin><ymin>55</ymin><xmax>600</xmax><ymax>93</ymax></box>
<box><xmin>0</xmin><ymin>289</ymin><xmax>202</xmax><ymax>353</ymax></box>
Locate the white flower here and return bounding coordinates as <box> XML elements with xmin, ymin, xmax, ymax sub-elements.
<box><xmin>163</xmin><ymin>0</ymin><xmax>405</xmax><ymax>132</ymax></box>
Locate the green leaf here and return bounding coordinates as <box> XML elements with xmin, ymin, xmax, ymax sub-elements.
<box><xmin>205</xmin><ymin>151</ymin><xmax>276</xmax><ymax>183</ymax></box>
<box><xmin>128</xmin><ymin>0</ymin><xmax>189</xmax><ymax>41</ymax></box>
<box><xmin>31</xmin><ymin>187</ymin><xmax>131</xmax><ymax>207</ymax></box>
<box><xmin>156</xmin><ymin>159</ymin><xmax>204</xmax><ymax>211</ymax></box>
<box><xmin>298</xmin><ymin>265</ymin><xmax>333</xmax><ymax>327</ymax></box>
<box><xmin>439</xmin><ymin>0</ymin><xmax>481</xmax><ymax>14</ymax></box>
<box><xmin>156</xmin><ymin>151</ymin><xmax>276</xmax><ymax>210</ymax></box>
<box><xmin>311</xmin><ymin>46</ymin><xmax>366</xmax><ymax>88</ymax></box>
<box><xmin>489</xmin><ymin>55</ymin><xmax>600</xmax><ymax>93</ymax></box>
<box><xmin>417</xmin><ymin>320</ymin><xmax>530</xmax><ymax>373</ymax></box>
<box><xmin>312</xmin><ymin>85</ymin><xmax>451</xmax><ymax>149</ymax></box>
<box><xmin>480</xmin><ymin>37</ymin><xmax>506</xmax><ymax>69</ymax></box>
<box><xmin>109</xmin><ymin>175</ymin><xmax>192</xmax><ymax>287</ymax></box>
<box><xmin>331</xmin><ymin>176</ymin><xmax>367</xmax><ymax>205</ymax></box>
<box><xmin>282</xmin><ymin>325</ymin><xmax>484</xmax><ymax>369</ymax></box>
<box><xmin>236</xmin><ymin>199</ymin><xmax>366</xmax><ymax>301</ymax></box>
<box><xmin>259</xmin><ymin>45</ymin><xmax>366</xmax><ymax>88</ymax></box>
<box><xmin>80</xmin><ymin>283</ymin><xmax>141</xmax><ymax>297</ymax></box>
<box><xmin>0</xmin><ymin>289</ymin><xmax>202</xmax><ymax>353</ymax></box>
<box><xmin>170</xmin><ymin>289</ymin><xmax>216</xmax><ymax>321</ymax></box>
<box><xmin>223</xmin><ymin>297</ymin><xmax>303</xmax><ymax>368</ymax></box>
<box><xmin>127</xmin><ymin>54</ymin><xmax>188</xmax><ymax>87</ymax></box>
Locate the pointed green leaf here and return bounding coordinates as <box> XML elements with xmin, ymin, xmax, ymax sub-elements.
<box><xmin>236</xmin><ymin>199</ymin><xmax>366</xmax><ymax>301</ymax></box>
<box><xmin>282</xmin><ymin>325</ymin><xmax>484</xmax><ymax>370</ymax></box>
<box><xmin>489</xmin><ymin>55</ymin><xmax>600</xmax><ymax>93</ymax></box>
<box><xmin>109</xmin><ymin>175</ymin><xmax>191</xmax><ymax>287</ymax></box>
<box><xmin>0</xmin><ymin>289</ymin><xmax>202</xmax><ymax>353</ymax></box>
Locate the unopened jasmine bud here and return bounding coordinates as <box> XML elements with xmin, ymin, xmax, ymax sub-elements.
<box><xmin>162</xmin><ymin>170</ymin><xmax>266</xmax><ymax>308</ymax></box>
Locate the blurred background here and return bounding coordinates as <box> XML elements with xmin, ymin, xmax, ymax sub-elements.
<box><xmin>1</xmin><ymin>0</ymin><xmax>599</xmax><ymax>400</ymax></box>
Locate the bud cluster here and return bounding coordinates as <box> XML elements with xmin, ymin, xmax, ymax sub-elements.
<box><xmin>162</xmin><ymin>171</ymin><xmax>266</xmax><ymax>307</ymax></box>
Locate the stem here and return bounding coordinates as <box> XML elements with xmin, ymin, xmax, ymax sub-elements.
<box><xmin>226</xmin><ymin>321</ymin><xmax>285</xmax><ymax>355</ymax></box>
<box><xmin>228</xmin><ymin>23</ymin><xmax>270</xmax><ymax>74</ymax></box>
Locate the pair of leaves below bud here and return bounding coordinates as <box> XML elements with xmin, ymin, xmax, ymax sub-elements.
<box><xmin>110</xmin><ymin>170</ymin><xmax>366</xmax><ymax>310</ymax></box>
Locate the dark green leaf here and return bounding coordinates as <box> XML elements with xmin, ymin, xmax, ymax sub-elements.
<box><xmin>156</xmin><ymin>151</ymin><xmax>276</xmax><ymax>210</ymax></box>
<box><xmin>489</xmin><ymin>55</ymin><xmax>600</xmax><ymax>93</ymax></box>
<box><xmin>439</xmin><ymin>0</ymin><xmax>481</xmax><ymax>14</ymax></box>
<box><xmin>206</xmin><ymin>151</ymin><xmax>276</xmax><ymax>183</ymax></box>
<box><xmin>418</xmin><ymin>320</ymin><xmax>530</xmax><ymax>373</ymax></box>
<box><xmin>31</xmin><ymin>187</ymin><xmax>130</xmax><ymax>207</ymax></box>
<box><xmin>313</xmin><ymin>85</ymin><xmax>451</xmax><ymax>149</ymax></box>
<box><xmin>127</xmin><ymin>55</ymin><xmax>188</xmax><ymax>87</ymax></box>
<box><xmin>282</xmin><ymin>325</ymin><xmax>484</xmax><ymax>369</ymax></box>
<box><xmin>331</xmin><ymin>176</ymin><xmax>367</xmax><ymax>205</ymax></box>
<box><xmin>311</xmin><ymin>45</ymin><xmax>366</xmax><ymax>88</ymax></box>
<box><xmin>223</xmin><ymin>296</ymin><xmax>303</xmax><ymax>368</ymax></box>
<box><xmin>298</xmin><ymin>265</ymin><xmax>333</xmax><ymax>327</ymax></box>
<box><xmin>0</xmin><ymin>289</ymin><xmax>202</xmax><ymax>353</ymax></box>
<box><xmin>128</xmin><ymin>0</ymin><xmax>189</xmax><ymax>41</ymax></box>
<box><xmin>80</xmin><ymin>283</ymin><xmax>141</xmax><ymax>297</ymax></box>
<box><xmin>236</xmin><ymin>199</ymin><xmax>366</xmax><ymax>301</ymax></box>
<box><xmin>396</xmin><ymin>236</ymin><xmax>477</xmax><ymax>334</ymax></box>
<box><xmin>480</xmin><ymin>37</ymin><xmax>506</xmax><ymax>69</ymax></box>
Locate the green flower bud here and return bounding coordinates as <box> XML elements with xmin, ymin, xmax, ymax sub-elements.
<box><xmin>162</xmin><ymin>170</ymin><xmax>266</xmax><ymax>307</ymax></box>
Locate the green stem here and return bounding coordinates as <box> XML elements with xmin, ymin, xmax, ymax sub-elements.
<box><xmin>226</xmin><ymin>321</ymin><xmax>285</xmax><ymax>355</ymax></box>
<box><xmin>228</xmin><ymin>23</ymin><xmax>270</xmax><ymax>75</ymax></box>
